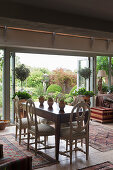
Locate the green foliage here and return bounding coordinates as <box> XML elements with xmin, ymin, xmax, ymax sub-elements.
<box><xmin>79</xmin><ymin>67</ymin><xmax>91</xmax><ymax>80</ymax></box>
<box><xmin>57</xmin><ymin>93</ymin><xmax>66</xmax><ymax>101</ymax></box>
<box><xmin>96</xmin><ymin>56</ymin><xmax>113</xmax><ymax>75</ymax></box>
<box><xmin>15</xmin><ymin>64</ymin><xmax>30</xmax><ymax>88</ymax></box>
<box><xmin>12</xmin><ymin>90</ymin><xmax>31</xmax><ymax>99</ymax></box>
<box><xmin>69</xmin><ymin>85</ymin><xmax>77</xmax><ymax>95</ymax></box>
<box><xmin>47</xmin><ymin>84</ymin><xmax>62</xmax><ymax>93</ymax></box>
<box><xmin>102</xmin><ymin>84</ymin><xmax>109</xmax><ymax>93</ymax></box>
<box><xmin>109</xmin><ymin>85</ymin><xmax>113</xmax><ymax>93</ymax></box>
<box><xmin>27</xmin><ymin>71</ymin><xmax>43</xmax><ymax>87</ymax></box>
<box><xmin>65</xmin><ymin>94</ymin><xmax>74</xmax><ymax>104</ymax></box>
<box><xmin>37</xmin><ymin>83</ymin><xmax>44</xmax><ymax>97</ymax></box>
<box><xmin>75</xmin><ymin>88</ymin><xmax>95</xmax><ymax>97</ymax></box>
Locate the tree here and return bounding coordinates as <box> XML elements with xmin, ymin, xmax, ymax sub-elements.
<box><xmin>49</xmin><ymin>68</ymin><xmax>77</xmax><ymax>93</ymax></box>
<box><xmin>79</xmin><ymin>67</ymin><xmax>91</xmax><ymax>89</ymax></box>
<box><xmin>15</xmin><ymin>64</ymin><xmax>30</xmax><ymax>89</ymax></box>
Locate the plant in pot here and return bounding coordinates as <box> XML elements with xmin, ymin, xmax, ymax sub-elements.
<box><xmin>76</xmin><ymin>88</ymin><xmax>95</xmax><ymax>105</ymax></box>
<box><xmin>47</xmin><ymin>94</ymin><xmax>54</xmax><ymax>108</ymax></box>
<box><xmin>78</xmin><ymin>67</ymin><xmax>91</xmax><ymax>89</ymax></box>
<box><xmin>58</xmin><ymin>93</ymin><xmax>66</xmax><ymax>111</ymax></box>
<box><xmin>12</xmin><ymin>90</ymin><xmax>31</xmax><ymax>118</ymax></box>
<box><xmin>15</xmin><ymin>64</ymin><xmax>30</xmax><ymax>90</ymax></box>
<box><xmin>37</xmin><ymin>84</ymin><xmax>45</xmax><ymax>106</ymax></box>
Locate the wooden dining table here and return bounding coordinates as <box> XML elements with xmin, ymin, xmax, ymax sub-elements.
<box><xmin>22</xmin><ymin>101</ymin><xmax>89</xmax><ymax>161</ymax></box>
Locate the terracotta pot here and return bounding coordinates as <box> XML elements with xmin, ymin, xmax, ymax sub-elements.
<box><xmin>59</xmin><ymin>100</ymin><xmax>65</xmax><ymax>111</ymax></box>
<box><xmin>39</xmin><ymin>96</ymin><xmax>45</xmax><ymax>106</ymax></box>
<box><xmin>48</xmin><ymin>98</ymin><xmax>54</xmax><ymax>108</ymax></box>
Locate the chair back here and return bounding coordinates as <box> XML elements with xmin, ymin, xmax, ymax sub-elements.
<box><xmin>70</xmin><ymin>102</ymin><xmax>90</xmax><ymax>134</ymax></box>
<box><xmin>26</xmin><ymin>99</ymin><xmax>37</xmax><ymax>130</ymax></box>
<box><xmin>14</xmin><ymin>95</ymin><xmax>21</xmax><ymax>123</ymax></box>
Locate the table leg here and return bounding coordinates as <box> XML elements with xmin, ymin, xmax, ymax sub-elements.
<box><xmin>55</xmin><ymin>116</ymin><xmax>60</xmax><ymax>161</ymax></box>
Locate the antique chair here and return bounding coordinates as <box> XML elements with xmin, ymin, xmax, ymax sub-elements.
<box><xmin>14</xmin><ymin>95</ymin><xmax>28</xmax><ymax>145</ymax></box>
<box><xmin>26</xmin><ymin>99</ymin><xmax>55</xmax><ymax>156</ymax></box>
<box><xmin>59</xmin><ymin>102</ymin><xmax>90</xmax><ymax>164</ymax></box>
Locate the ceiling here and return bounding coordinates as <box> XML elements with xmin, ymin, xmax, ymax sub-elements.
<box><xmin>1</xmin><ymin>0</ymin><xmax>113</xmax><ymax>33</ymax></box>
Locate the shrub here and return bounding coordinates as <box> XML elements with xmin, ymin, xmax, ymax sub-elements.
<box><xmin>47</xmin><ymin>84</ymin><xmax>62</xmax><ymax>93</ymax></box>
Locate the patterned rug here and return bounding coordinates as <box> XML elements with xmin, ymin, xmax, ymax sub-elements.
<box><xmin>79</xmin><ymin>161</ymin><xmax>113</xmax><ymax>170</ymax></box>
<box><xmin>89</xmin><ymin>122</ymin><xmax>113</xmax><ymax>151</ymax></box>
<box><xmin>0</xmin><ymin>134</ymin><xmax>58</xmax><ymax>169</ymax></box>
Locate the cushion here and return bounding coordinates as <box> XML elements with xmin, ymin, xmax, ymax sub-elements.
<box><xmin>60</xmin><ymin>127</ymin><xmax>86</xmax><ymax>139</ymax></box>
<box><xmin>30</xmin><ymin>124</ymin><xmax>55</xmax><ymax>136</ymax></box>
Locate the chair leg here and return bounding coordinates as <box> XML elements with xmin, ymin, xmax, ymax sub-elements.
<box><xmin>27</xmin><ymin>132</ymin><xmax>30</xmax><ymax>150</ymax></box>
<box><xmin>24</xmin><ymin>128</ymin><xmax>26</xmax><ymax>137</ymax></box>
<box><xmin>66</xmin><ymin>139</ymin><xmax>68</xmax><ymax>151</ymax></box>
<box><xmin>70</xmin><ymin>140</ymin><xmax>72</xmax><ymax>164</ymax></box>
<box><xmin>19</xmin><ymin>129</ymin><xmax>21</xmax><ymax>145</ymax></box>
<box><xmin>15</xmin><ymin>126</ymin><xmax>18</xmax><ymax>140</ymax></box>
<box><xmin>81</xmin><ymin>139</ymin><xmax>83</xmax><ymax>147</ymax></box>
<box><xmin>86</xmin><ymin>137</ymin><xmax>89</xmax><ymax>160</ymax></box>
<box><xmin>75</xmin><ymin>139</ymin><xmax>77</xmax><ymax>156</ymax></box>
<box><xmin>35</xmin><ymin>136</ymin><xmax>37</xmax><ymax>156</ymax></box>
<box><xmin>44</xmin><ymin>136</ymin><xmax>46</xmax><ymax>146</ymax></box>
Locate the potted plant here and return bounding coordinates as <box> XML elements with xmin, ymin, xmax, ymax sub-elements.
<box><xmin>12</xmin><ymin>90</ymin><xmax>31</xmax><ymax>100</ymax></box>
<box><xmin>73</xmin><ymin>88</ymin><xmax>95</xmax><ymax>105</ymax></box>
<box><xmin>37</xmin><ymin>84</ymin><xmax>45</xmax><ymax>106</ymax></box>
<box><xmin>15</xmin><ymin>64</ymin><xmax>30</xmax><ymax>90</ymax></box>
<box><xmin>79</xmin><ymin>67</ymin><xmax>91</xmax><ymax>89</ymax></box>
<box><xmin>47</xmin><ymin>94</ymin><xmax>54</xmax><ymax>108</ymax></box>
<box><xmin>12</xmin><ymin>90</ymin><xmax>31</xmax><ymax>117</ymax></box>
<box><xmin>58</xmin><ymin>93</ymin><xmax>66</xmax><ymax>111</ymax></box>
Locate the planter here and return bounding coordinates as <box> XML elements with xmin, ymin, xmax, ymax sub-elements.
<box><xmin>59</xmin><ymin>100</ymin><xmax>65</xmax><ymax>111</ymax></box>
<box><xmin>47</xmin><ymin>98</ymin><xmax>54</xmax><ymax>108</ymax></box>
<box><xmin>0</xmin><ymin>120</ymin><xmax>10</xmax><ymax>130</ymax></box>
<box><xmin>39</xmin><ymin>96</ymin><xmax>45</xmax><ymax>106</ymax></box>
<box><xmin>79</xmin><ymin>95</ymin><xmax>90</xmax><ymax>105</ymax></box>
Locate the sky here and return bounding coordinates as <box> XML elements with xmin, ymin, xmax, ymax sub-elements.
<box><xmin>16</xmin><ymin>53</ymin><xmax>88</xmax><ymax>72</ymax></box>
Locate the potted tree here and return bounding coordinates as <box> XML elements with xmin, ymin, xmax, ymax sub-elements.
<box><xmin>79</xmin><ymin>67</ymin><xmax>91</xmax><ymax>89</ymax></box>
<box><xmin>15</xmin><ymin>64</ymin><xmax>30</xmax><ymax>90</ymax></box>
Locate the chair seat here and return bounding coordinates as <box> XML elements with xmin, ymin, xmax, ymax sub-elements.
<box><xmin>16</xmin><ymin>118</ymin><xmax>28</xmax><ymax>129</ymax></box>
<box><xmin>30</xmin><ymin>124</ymin><xmax>55</xmax><ymax>136</ymax></box>
<box><xmin>60</xmin><ymin>127</ymin><xmax>86</xmax><ymax>139</ymax></box>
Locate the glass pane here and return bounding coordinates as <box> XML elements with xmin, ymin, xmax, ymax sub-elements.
<box><xmin>96</xmin><ymin>56</ymin><xmax>108</xmax><ymax>94</ymax></box>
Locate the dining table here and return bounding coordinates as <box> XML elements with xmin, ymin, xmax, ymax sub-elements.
<box><xmin>22</xmin><ymin>101</ymin><xmax>89</xmax><ymax>161</ymax></box>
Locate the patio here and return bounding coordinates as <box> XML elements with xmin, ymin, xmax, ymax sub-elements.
<box><xmin>1</xmin><ymin>120</ymin><xmax>113</xmax><ymax>170</ymax></box>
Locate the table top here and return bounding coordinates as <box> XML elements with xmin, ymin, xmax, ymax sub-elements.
<box><xmin>34</xmin><ymin>101</ymin><xmax>73</xmax><ymax>115</ymax></box>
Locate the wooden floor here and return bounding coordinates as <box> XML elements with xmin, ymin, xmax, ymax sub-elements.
<box><xmin>1</xmin><ymin>121</ymin><xmax>113</xmax><ymax>170</ymax></box>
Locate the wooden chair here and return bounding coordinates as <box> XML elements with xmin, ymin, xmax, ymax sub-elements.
<box><xmin>26</xmin><ymin>99</ymin><xmax>55</xmax><ymax>156</ymax></box>
<box><xmin>14</xmin><ymin>95</ymin><xmax>28</xmax><ymax>145</ymax></box>
<box><xmin>59</xmin><ymin>102</ymin><xmax>90</xmax><ymax>164</ymax></box>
